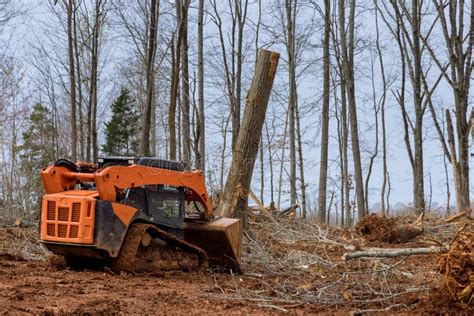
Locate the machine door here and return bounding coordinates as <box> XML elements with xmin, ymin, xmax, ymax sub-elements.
<box><xmin>145</xmin><ymin>185</ymin><xmax>185</xmax><ymax>228</ymax></box>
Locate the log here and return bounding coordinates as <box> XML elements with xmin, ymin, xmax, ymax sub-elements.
<box><xmin>342</xmin><ymin>246</ymin><xmax>448</xmax><ymax>260</ymax></box>
<box><xmin>216</xmin><ymin>50</ymin><xmax>280</xmax><ymax>218</ymax></box>
<box><xmin>278</xmin><ymin>204</ymin><xmax>299</xmax><ymax>217</ymax></box>
<box><xmin>445</xmin><ymin>210</ymin><xmax>471</xmax><ymax>223</ymax></box>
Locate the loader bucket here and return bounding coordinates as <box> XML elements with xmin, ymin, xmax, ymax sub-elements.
<box><xmin>183</xmin><ymin>217</ymin><xmax>242</xmax><ymax>272</ymax></box>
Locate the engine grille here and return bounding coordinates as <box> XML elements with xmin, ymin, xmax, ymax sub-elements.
<box><xmin>72</xmin><ymin>203</ymin><xmax>81</xmax><ymax>222</ymax></box>
<box><xmin>47</xmin><ymin>201</ymin><xmax>56</xmax><ymax>220</ymax></box>
<box><xmin>41</xmin><ymin>195</ymin><xmax>95</xmax><ymax>244</ymax></box>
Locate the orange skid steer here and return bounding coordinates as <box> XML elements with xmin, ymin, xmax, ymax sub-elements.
<box><xmin>39</xmin><ymin>157</ymin><xmax>241</xmax><ymax>273</ymax></box>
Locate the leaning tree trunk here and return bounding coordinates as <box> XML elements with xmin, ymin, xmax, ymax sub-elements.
<box><xmin>216</xmin><ymin>49</ymin><xmax>280</xmax><ymax>219</ymax></box>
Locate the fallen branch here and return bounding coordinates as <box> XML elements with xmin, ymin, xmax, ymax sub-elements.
<box><xmin>342</xmin><ymin>246</ymin><xmax>448</xmax><ymax>260</ymax></box>
<box><xmin>445</xmin><ymin>210</ymin><xmax>472</xmax><ymax>223</ymax></box>
<box><xmin>248</xmin><ymin>190</ymin><xmax>277</xmax><ymax>223</ymax></box>
<box><xmin>278</xmin><ymin>204</ymin><xmax>299</xmax><ymax>217</ymax></box>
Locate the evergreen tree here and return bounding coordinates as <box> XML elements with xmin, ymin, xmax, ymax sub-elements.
<box><xmin>102</xmin><ymin>88</ymin><xmax>140</xmax><ymax>156</ymax></box>
<box><xmin>19</xmin><ymin>103</ymin><xmax>58</xmax><ymax>213</ymax></box>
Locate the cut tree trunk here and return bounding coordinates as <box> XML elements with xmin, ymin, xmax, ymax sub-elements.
<box><xmin>216</xmin><ymin>49</ymin><xmax>280</xmax><ymax>219</ymax></box>
<box><xmin>342</xmin><ymin>246</ymin><xmax>448</xmax><ymax>260</ymax></box>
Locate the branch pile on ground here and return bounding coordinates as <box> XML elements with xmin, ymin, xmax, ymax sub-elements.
<box><xmin>356</xmin><ymin>213</ymin><xmax>423</xmax><ymax>243</ymax></box>
<box><xmin>438</xmin><ymin>223</ymin><xmax>473</xmax><ymax>305</ymax></box>
<box><xmin>0</xmin><ymin>227</ymin><xmax>48</xmax><ymax>260</ymax></box>
<box><xmin>204</xmin><ymin>218</ymin><xmax>443</xmax><ymax>312</ymax></box>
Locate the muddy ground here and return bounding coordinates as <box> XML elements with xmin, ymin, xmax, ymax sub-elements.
<box><xmin>0</xmin><ymin>215</ymin><xmax>472</xmax><ymax>314</ymax></box>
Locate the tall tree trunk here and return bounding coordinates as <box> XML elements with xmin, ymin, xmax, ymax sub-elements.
<box><xmin>338</xmin><ymin>0</ymin><xmax>366</xmax><ymax>219</ymax></box>
<box><xmin>197</xmin><ymin>0</ymin><xmax>205</xmax><ymax>170</ymax></box>
<box><xmin>411</xmin><ymin>0</ymin><xmax>425</xmax><ymax>214</ymax></box>
<box><xmin>66</xmin><ymin>0</ymin><xmax>77</xmax><ymax>161</ymax></box>
<box><xmin>446</xmin><ymin>110</ymin><xmax>463</xmax><ymax>213</ymax></box>
<box><xmin>90</xmin><ymin>0</ymin><xmax>102</xmax><ymax>162</ymax></box>
<box><xmin>285</xmin><ymin>0</ymin><xmax>297</xmax><ymax>206</ymax></box>
<box><xmin>277</xmin><ymin>109</ymin><xmax>290</xmax><ymax>210</ymax></box>
<box><xmin>230</xmin><ymin>0</ymin><xmax>248</xmax><ymax>151</ymax></box>
<box><xmin>265</xmin><ymin>122</ymin><xmax>275</xmax><ymax>204</ymax></box>
<box><xmin>341</xmin><ymin>80</ymin><xmax>350</xmax><ymax>227</ymax></box>
<box><xmin>139</xmin><ymin>0</ymin><xmax>159</xmax><ymax>156</ymax></box>
<box><xmin>318</xmin><ymin>0</ymin><xmax>331</xmax><ymax>223</ymax></box>
<box><xmin>374</xmin><ymin>4</ymin><xmax>389</xmax><ymax>215</ymax></box>
<box><xmin>217</xmin><ymin>50</ymin><xmax>280</xmax><ymax>218</ymax></box>
<box><xmin>295</xmin><ymin>99</ymin><xmax>307</xmax><ymax>217</ymax></box>
<box><xmin>169</xmin><ymin>32</ymin><xmax>180</xmax><ymax>160</ymax></box>
<box><xmin>73</xmin><ymin>4</ymin><xmax>84</xmax><ymax>160</ymax></box>
<box><xmin>180</xmin><ymin>0</ymin><xmax>191</xmax><ymax>166</ymax></box>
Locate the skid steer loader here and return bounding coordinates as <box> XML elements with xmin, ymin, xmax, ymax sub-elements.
<box><xmin>39</xmin><ymin>157</ymin><xmax>241</xmax><ymax>273</ymax></box>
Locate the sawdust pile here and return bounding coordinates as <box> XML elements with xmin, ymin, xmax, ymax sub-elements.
<box><xmin>438</xmin><ymin>224</ymin><xmax>473</xmax><ymax>305</ymax></box>
<box><xmin>356</xmin><ymin>213</ymin><xmax>423</xmax><ymax>244</ymax></box>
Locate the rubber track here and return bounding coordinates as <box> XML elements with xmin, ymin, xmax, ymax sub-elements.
<box><xmin>112</xmin><ymin>223</ymin><xmax>208</xmax><ymax>273</ymax></box>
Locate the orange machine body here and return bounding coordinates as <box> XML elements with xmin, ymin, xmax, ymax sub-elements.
<box><xmin>40</xmin><ymin>190</ymin><xmax>97</xmax><ymax>244</ymax></box>
<box><xmin>40</xmin><ymin>164</ymin><xmax>213</xmax><ymax>220</ymax></box>
<box><xmin>38</xmin><ymin>158</ymin><xmax>241</xmax><ymax>269</ymax></box>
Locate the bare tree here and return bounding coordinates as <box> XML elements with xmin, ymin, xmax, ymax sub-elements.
<box><xmin>378</xmin><ymin>0</ymin><xmax>436</xmax><ymax>214</ymax></box>
<box><xmin>209</xmin><ymin>0</ymin><xmax>249</xmax><ymax>152</ymax></box>
<box><xmin>422</xmin><ymin>0</ymin><xmax>473</xmax><ymax>213</ymax></box>
<box><xmin>318</xmin><ymin>0</ymin><xmax>331</xmax><ymax>223</ymax></box>
<box><xmin>139</xmin><ymin>0</ymin><xmax>159</xmax><ymax>156</ymax></box>
<box><xmin>338</xmin><ymin>0</ymin><xmax>366</xmax><ymax>219</ymax></box>
<box><xmin>374</xmin><ymin>4</ymin><xmax>390</xmax><ymax>215</ymax></box>
<box><xmin>180</xmin><ymin>0</ymin><xmax>191</xmax><ymax>166</ymax></box>
<box><xmin>65</xmin><ymin>0</ymin><xmax>78</xmax><ymax>161</ymax></box>
<box><xmin>285</xmin><ymin>0</ymin><xmax>297</xmax><ymax>207</ymax></box>
<box><xmin>87</xmin><ymin>0</ymin><xmax>107</xmax><ymax>162</ymax></box>
<box><xmin>196</xmin><ymin>0</ymin><xmax>205</xmax><ymax>170</ymax></box>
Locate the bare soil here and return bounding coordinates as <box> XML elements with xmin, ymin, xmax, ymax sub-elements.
<box><xmin>0</xmin><ymin>215</ymin><xmax>472</xmax><ymax>314</ymax></box>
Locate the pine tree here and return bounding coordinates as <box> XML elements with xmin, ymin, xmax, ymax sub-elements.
<box><xmin>102</xmin><ymin>88</ymin><xmax>140</xmax><ymax>156</ymax></box>
<box><xmin>20</xmin><ymin>103</ymin><xmax>58</xmax><ymax>213</ymax></box>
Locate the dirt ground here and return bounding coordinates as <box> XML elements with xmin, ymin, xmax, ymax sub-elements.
<box><xmin>0</xmin><ymin>214</ymin><xmax>472</xmax><ymax>314</ymax></box>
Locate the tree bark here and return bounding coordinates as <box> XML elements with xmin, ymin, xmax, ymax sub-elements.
<box><xmin>411</xmin><ymin>0</ymin><xmax>425</xmax><ymax>214</ymax></box>
<box><xmin>285</xmin><ymin>0</ymin><xmax>297</xmax><ymax>206</ymax></box>
<box><xmin>89</xmin><ymin>0</ymin><xmax>103</xmax><ymax>162</ymax></box>
<box><xmin>374</xmin><ymin>4</ymin><xmax>389</xmax><ymax>216</ymax></box>
<box><xmin>318</xmin><ymin>0</ymin><xmax>331</xmax><ymax>223</ymax></box>
<box><xmin>338</xmin><ymin>0</ymin><xmax>366</xmax><ymax>219</ymax></box>
<box><xmin>168</xmin><ymin>31</ymin><xmax>180</xmax><ymax>160</ymax></box>
<box><xmin>295</xmin><ymin>99</ymin><xmax>306</xmax><ymax>217</ymax></box>
<box><xmin>72</xmin><ymin>4</ymin><xmax>84</xmax><ymax>160</ymax></box>
<box><xmin>180</xmin><ymin>0</ymin><xmax>191</xmax><ymax>166</ymax></box>
<box><xmin>66</xmin><ymin>0</ymin><xmax>77</xmax><ymax>161</ymax></box>
<box><xmin>139</xmin><ymin>0</ymin><xmax>159</xmax><ymax>156</ymax></box>
<box><xmin>231</xmin><ymin>0</ymin><xmax>248</xmax><ymax>151</ymax></box>
<box><xmin>196</xmin><ymin>0</ymin><xmax>205</xmax><ymax>170</ymax></box>
<box><xmin>216</xmin><ymin>49</ymin><xmax>280</xmax><ymax>218</ymax></box>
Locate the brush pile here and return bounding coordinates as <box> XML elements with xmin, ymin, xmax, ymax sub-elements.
<box><xmin>356</xmin><ymin>213</ymin><xmax>424</xmax><ymax>243</ymax></box>
<box><xmin>438</xmin><ymin>223</ymin><xmax>473</xmax><ymax>305</ymax></box>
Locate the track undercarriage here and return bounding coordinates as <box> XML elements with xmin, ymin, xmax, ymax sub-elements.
<box><xmin>111</xmin><ymin>223</ymin><xmax>208</xmax><ymax>273</ymax></box>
